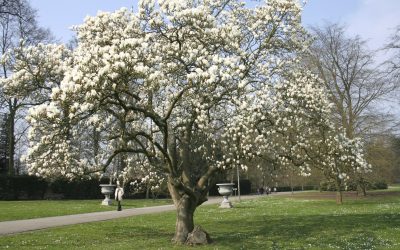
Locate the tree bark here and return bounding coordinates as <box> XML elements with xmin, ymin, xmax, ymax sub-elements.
<box><xmin>7</xmin><ymin>101</ymin><xmax>16</xmax><ymax>176</ymax></box>
<box><xmin>172</xmin><ymin>194</ymin><xmax>196</xmax><ymax>244</ymax></box>
<box><xmin>335</xmin><ymin>180</ymin><xmax>343</xmax><ymax>205</ymax></box>
<box><xmin>361</xmin><ymin>185</ymin><xmax>367</xmax><ymax>196</ymax></box>
<box><xmin>357</xmin><ymin>180</ymin><xmax>367</xmax><ymax>197</ymax></box>
<box><xmin>167</xmin><ymin>176</ymin><xmax>209</xmax><ymax>245</ymax></box>
<box><xmin>166</xmin><ymin>122</ymin><xmax>212</xmax><ymax>244</ymax></box>
<box><xmin>145</xmin><ymin>185</ymin><xmax>150</xmax><ymax>199</ymax></box>
<box><xmin>336</xmin><ymin>190</ymin><xmax>343</xmax><ymax>204</ymax></box>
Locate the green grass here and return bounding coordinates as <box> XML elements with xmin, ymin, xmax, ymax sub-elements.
<box><xmin>1</xmin><ymin>190</ymin><xmax>400</xmax><ymax>249</ymax></box>
<box><xmin>0</xmin><ymin>199</ymin><xmax>172</xmax><ymax>222</ymax></box>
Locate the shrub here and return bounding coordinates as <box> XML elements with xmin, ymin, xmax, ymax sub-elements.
<box><xmin>370</xmin><ymin>181</ymin><xmax>388</xmax><ymax>190</ymax></box>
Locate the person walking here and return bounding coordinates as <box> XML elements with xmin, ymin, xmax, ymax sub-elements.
<box><xmin>115</xmin><ymin>181</ymin><xmax>124</xmax><ymax>211</ymax></box>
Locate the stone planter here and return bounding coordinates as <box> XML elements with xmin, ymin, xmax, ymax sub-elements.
<box><xmin>216</xmin><ymin>183</ymin><xmax>234</xmax><ymax>208</ymax></box>
<box><xmin>100</xmin><ymin>184</ymin><xmax>115</xmax><ymax>205</ymax></box>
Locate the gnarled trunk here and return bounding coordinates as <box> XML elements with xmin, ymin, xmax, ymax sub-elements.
<box><xmin>172</xmin><ymin>194</ymin><xmax>196</xmax><ymax>244</ymax></box>
<box><xmin>168</xmin><ymin>179</ymin><xmax>209</xmax><ymax>245</ymax></box>
<box><xmin>166</xmin><ymin>125</ymin><xmax>212</xmax><ymax>244</ymax></box>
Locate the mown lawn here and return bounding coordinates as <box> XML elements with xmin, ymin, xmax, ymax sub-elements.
<box><xmin>0</xmin><ymin>199</ymin><xmax>172</xmax><ymax>222</ymax></box>
<box><xmin>0</xmin><ymin>188</ymin><xmax>399</xmax><ymax>249</ymax></box>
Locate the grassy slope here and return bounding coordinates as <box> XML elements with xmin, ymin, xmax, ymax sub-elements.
<box><xmin>0</xmin><ymin>199</ymin><xmax>172</xmax><ymax>222</ymax></box>
<box><xmin>0</xmin><ymin>189</ymin><xmax>400</xmax><ymax>249</ymax></box>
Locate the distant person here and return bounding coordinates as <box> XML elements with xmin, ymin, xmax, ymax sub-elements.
<box><xmin>273</xmin><ymin>187</ymin><xmax>277</xmax><ymax>193</ymax></box>
<box><xmin>115</xmin><ymin>181</ymin><xmax>124</xmax><ymax>211</ymax></box>
<box><xmin>259</xmin><ymin>187</ymin><xmax>264</xmax><ymax>195</ymax></box>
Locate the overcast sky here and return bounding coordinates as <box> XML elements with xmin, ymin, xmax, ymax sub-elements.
<box><xmin>30</xmin><ymin>0</ymin><xmax>400</xmax><ymax>53</ymax></box>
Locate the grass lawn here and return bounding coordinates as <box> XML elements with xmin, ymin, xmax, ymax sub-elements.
<box><xmin>1</xmin><ymin>188</ymin><xmax>400</xmax><ymax>249</ymax></box>
<box><xmin>0</xmin><ymin>199</ymin><xmax>172</xmax><ymax>222</ymax></box>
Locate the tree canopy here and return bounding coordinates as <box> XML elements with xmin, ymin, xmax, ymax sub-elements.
<box><xmin>0</xmin><ymin>0</ymin><xmax>371</xmax><ymax>244</ymax></box>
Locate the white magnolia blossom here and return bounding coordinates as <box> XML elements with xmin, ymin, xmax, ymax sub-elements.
<box><xmin>129</xmin><ymin>160</ymin><xmax>167</xmax><ymax>194</ymax></box>
<box><xmin>3</xmin><ymin>0</ymin><xmax>368</xmax><ymax>190</ymax></box>
<box><xmin>220</xmin><ymin>69</ymin><xmax>370</xmax><ymax>186</ymax></box>
<box><xmin>1</xmin><ymin>43</ymin><xmax>71</xmax><ymax>101</ymax></box>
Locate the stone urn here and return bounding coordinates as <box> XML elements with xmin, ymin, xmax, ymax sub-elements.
<box><xmin>100</xmin><ymin>184</ymin><xmax>115</xmax><ymax>205</ymax></box>
<box><xmin>216</xmin><ymin>183</ymin><xmax>234</xmax><ymax>208</ymax></box>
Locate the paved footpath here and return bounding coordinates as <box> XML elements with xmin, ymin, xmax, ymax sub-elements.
<box><xmin>0</xmin><ymin>194</ymin><xmax>274</xmax><ymax>236</ymax></box>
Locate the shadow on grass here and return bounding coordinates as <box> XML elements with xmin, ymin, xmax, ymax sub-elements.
<box><xmin>206</xmin><ymin>212</ymin><xmax>399</xmax><ymax>249</ymax></box>
<box><xmin>1</xmin><ymin>197</ymin><xmax>399</xmax><ymax>249</ymax></box>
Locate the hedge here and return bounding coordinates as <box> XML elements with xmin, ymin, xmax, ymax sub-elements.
<box><xmin>274</xmin><ymin>185</ymin><xmax>317</xmax><ymax>192</ymax></box>
<box><xmin>0</xmin><ymin>175</ymin><xmax>107</xmax><ymax>200</ymax></box>
<box><xmin>49</xmin><ymin>178</ymin><xmax>103</xmax><ymax>199</ymax></box>
<box><xmin>0</xmin><ymin>175</ymin><xmax>169</xmax><ymax>200</ymax></box>
<box><xmin>319</xmin><ymin>180</ymin><xmax>388</xmax><ymax>191</ymax></box>
<box><xmin>0</xmin><ymin>175</ymin><xmax>47</xmax><ymax>200</ymax></box>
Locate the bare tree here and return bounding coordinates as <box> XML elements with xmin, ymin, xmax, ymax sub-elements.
<box><xmin>385</xmin><ymin>25</ymin><xmax>400</xmax><ymax>81</ymax></box>
<box><xmin>0</xmin><ymin>0</ymin><xmax>23</xmax><ymax>18</ymax></box>
<box><xmin>306</xmin><ymin>23</ymin><xmax>396</xmax><ymax>195</ymax></box>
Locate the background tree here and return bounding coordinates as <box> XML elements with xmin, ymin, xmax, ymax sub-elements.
<box><xmin>0</xmin><ymin>0</ymin><xmax>53</xmax><ymax>175</ymax></box>
<box><xmin>306</xmin><ymin>23</ymin><xmax>396</xmax><ymax>194</ymax></box>
<box><xmin>224</xmin><ymin>69</ymin><xmax>370</xmax><ymax>204</ymax></box>
<box><xmin>128</xmin><ymin>157</ymin><xmax>167</xmax><ymax>199</ymax></box>
<box><xmin>390</xmin><ymin>136</ymin><xmax>400</xmax><ymax>182</ymax></box>
<box><xmin>0</xmin><ymin>113</ymin><xmax>7</xmax><ymax>174</ymax></box>
<box><xmin>364</xmin><ymin>135</ymin><xmax>400</xmax><ymax>184</ymax></box>
<box><xmin>385</xmin><ymin>25</ymin><xmax>400</xmax><ymax>81</ymax></box>
<box><xmin>1</xmin><ymin>0</ymin><xmax>24</xmax><ymax>17</ymax></box>
<box><xmin>1</xmin><ymin>43</ymin><xmax>66</xmax><ymax>176</ymax></box>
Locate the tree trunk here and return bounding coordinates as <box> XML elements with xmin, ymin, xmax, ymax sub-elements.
<box><xmin>145</xmin><ymin>185</ymin><xmax>150</xmax><ymax>199</ymax></box>
<box><xmin>290</xmin><ymin>173</ymin><xmax>294</xmax><ymax>195</ymax></box>
<box><xmin>357</xmin><ymin>183</ymin><xmax>367</xmax><ymax>197</ymax></box>
<box><xmin>357</xmin><ymin>176</ymin><xmax>367</xmax><ymax>197</ymax></box>
<box><xmin>336</xmin><ymin>190</ymin><xmax>343</xmax><ymax>204</ymax></box>
<box><xmin>335</xmin><ymin>180</ymin><xmax>343</xmax><ymax>205</ymax></box>
<box><xmin>167</xmin><ymin>178</ymin><xmax>208</xmax><ymax>245</ymax></box>
<box><xmin>166</xmin><ymin>125</ymin><xmax>211</xmax><ymax>244</ymax></box>
<box><xmin>172</xmin><ymin>194</ymin><xmax>196</xmax><ymax>244</ymax></box>
<box><xmin>7</xmin><ymin>103</ymin><xmax>16</xmax><ymax>176</ymax></box>
<box><xmin>361</xmin><ymin>185</ymin><xmax>367</xmax><ymax>196</ymax></box>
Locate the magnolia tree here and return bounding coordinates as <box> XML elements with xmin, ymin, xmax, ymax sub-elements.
<box><xmin>221</xmin><ymin>70</ymin><xmax>370</xmax><ymax>204</ymax></box>
<box><xmin>1</xmin><ymin>44</ymin><xmax>112</xmax><ymax>179</ymax></box>
<box><xmin>129</xmin><ymin>163</ymin><xmax>167</xmax><ymax>199</ymax></box>
<box><xmin>2</xmin><ymin>0</ymin><xmax>370</xmax><ymax>244</ymax></box>
<box><xmin>121</xmin><ymin>154</ymin><xmax>167</xmax><ymax>198</ymax></box>
<box><xmin>0</xmin><ymin>43</ymin><xmax>73</xmax><ymax>175</ymax></box>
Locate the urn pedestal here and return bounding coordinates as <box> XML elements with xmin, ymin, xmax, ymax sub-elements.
<box><xmin>216</xmin><ymin>183</ymin><xmax>234</xmax><ymax>208</ymax></box>
<box><xmin>100</xmin><ymin>184</ymin><xmax>115</xmax><ymax>206</ymax></box>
